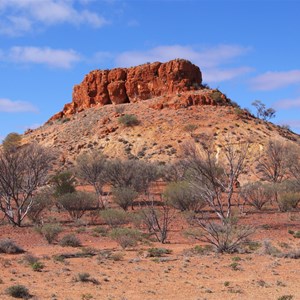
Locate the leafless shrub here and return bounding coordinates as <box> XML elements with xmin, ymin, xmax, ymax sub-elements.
<box><xmin>240</xmin><ymin>181</ymin><xmax>274</xmax><ymax>210</ymax></box>
<box><xmin>186</xmin><ymin>216</ymin><xmax>254</xmax><ymax>253</ymax></box>
<box><xmin>138</xmin><ymin>199</ymin><xmax>175</xmax><ymax>244</ymax></box>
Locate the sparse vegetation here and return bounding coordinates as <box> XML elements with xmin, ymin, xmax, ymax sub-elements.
<box><xmin>36</xmin><ymin>223</ymin><xmax>62</xmax><ymax>244</ymax></box>
<box><xmin>6</xmin><ymin>285</ymin><xmax>30</xmax><ymax>299</ymax></box>
<box><xmin>59</xmin><ymin>234</ymin><xmax>82</xmax><ymax>247</ymax></box>
<box><xmin>118</xmin><ymin>114</ymin><xmax>139</xmax><ymax>127</ymax></box>
<box><xmin>109</xmin><ymin>228</ymin><xmax>142</xmax><ymax>249</ymax></box>
<box><xmin>0</xmin><ymin>239</ymin><xmax>24</xmax><ymax>254</ymax></box>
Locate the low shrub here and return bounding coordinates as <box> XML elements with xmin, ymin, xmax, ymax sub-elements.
<box><xmin>240</xmin><ymin>182</ymin><xmax>274</xmax><ymax>210</ymax></box>
<box><xmin>278</xmin><ymin>192</ymin><xmax>300</xmax><ymax>212</ymax></box>
<box><xmin>0</xmin><ymin>239</ymin><xmax>24</xmax><ymax>254</ymax></box>
<box><xmin>59</xmin><ymin>234</ymin><xmax>82</xmax><ymax>247</ymax></box>
<box><xmin>57</xmin><ymin>191</ymin><xmax>99</xmax><ymax>220</ymax></box>
<box><xmin>111</xmin><ymin>186</ymin><xmax>138</xmax><ymax>211</ymax></box>
<box><xmin>36</xmin><ymin>223</ymin><xmax>62</xmax><ymax>244</ymax></box>
<box><xmin>147</xmin><ymin>247</ymin><xmax>172</xmax><ymax>257</ymax></box>
<box><xmin>31</xmin><ymin>261</ymin><xmax>44</xmax><ymax>272</ymax></box>
<box><xmin>99</xmin><ymin>209</ymin><xmax>129</xmax><ymax>228</ymax></box>
<box><xmin>118</xmin><ymin>114</ymin><xmax>139</xmax><ymax>127</ymax></box>
<box><xmin>164</xmin><ymin>181</ymin><xmax>205</xmax><ymax>212</ymax></box>
<box><xmin>109</xmin><ymin>228</ymin><xmax>142</xmax><ymax>249</ymax></box>
<box><xmin>6</xmin><ymin>285</ymin><xmax>30</xmax><ymax>298</ymax></box>
<box><xmin>27</xmin><ymin>189</ymin><xmax>52</xmax><ymax>223</ymax></box>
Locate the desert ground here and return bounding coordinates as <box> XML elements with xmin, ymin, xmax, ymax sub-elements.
<box><xmin>0</xmin><ymin>202</ymin><xmax>299</xmax><ymax>300</ymax></box>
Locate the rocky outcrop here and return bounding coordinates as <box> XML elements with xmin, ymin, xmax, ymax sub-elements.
<box><xmin>49</xmin><ymin>59</ymin><xmax>202</xmax><ymax>121</ymax></box>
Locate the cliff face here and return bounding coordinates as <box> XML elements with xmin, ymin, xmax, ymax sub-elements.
<box><xmin>49</xmin><ymin>59</ymin><xmax>202</xmax><ymax>121</ymax></box>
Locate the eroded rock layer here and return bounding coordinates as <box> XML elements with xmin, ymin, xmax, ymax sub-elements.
<box><xmin>49</xmin><ymin>59</ymin><xmax>202</xmax><ymax>121</ymax></box>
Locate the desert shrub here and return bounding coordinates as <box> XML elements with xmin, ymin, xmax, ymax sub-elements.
<box><xmin>75</xmin><ymin>273</ymin><xmax>99</xmax><ymax>284</ymax></box>
<box><xmin>31</xmin><ymin>261</ymin><xmax>44</xmax><ymax>272</ymax></box>
<box><xmin>59</xmin><ymin>234</ymin><xmax>82</xmax><ymax>247</ymax></box>
<box><xmin>240</xmin><ymin>181</ymin><xmax>274</xmax><ymax>210</ymax></box>
<box><xmin>138</xmin><ymin>202</ymin><xmax>174</xmax><ymax>244</ymax></box>
<box><xmin>6</xmin><ymin>285</ymin><xmax>30</xmax><ymax>298</ymax></box>
<box><xmin>261</xmin><ymin>240</ymin><xmax>281</xmax><ymax>256</ymax></box>
<box><xmin>147</xmin><ymin>247</ymin><xmax>172</xmax><ymax>257</ymax></box>
<box><xmin>277</xmin><ymin>296</ymin><xmax>293</xmax><ymax>300</ymax></box>
<box><xmin>278</xmin><ymin>192</ymin><xmax>300</xmax><ymax>212</ymax></box>
<box><xmin>109</xmin><ymin>228</ymin><xmax>142</xmax><ymax>249</ymax></box>
<box><xmin>164</xmin><ymin>181</ymin><xmax>205</xmax><ymax>212</ymax></box>
<box><xmin>99</xmin><ymin>209</ymin><xmax>129</xmax><ymax>228</ymax></box>
<box><xmin>23</xmin><ymin>254</ymin><xmax>39</xmax><ymax>265</ymax></box>
<box><xmin>27</xmin><ymin>189</ymin><xmax>53</xmax><ymax>223</ymax></box>
<box><xmin>92</xmin><ymin>226</ymin><xmax>109</xmax><ymax>237</ymax></box>
<box><xmin>51</xmin><ymin>171</ymin><xmax>76</xmax><ymax>197</ymax></box>
<box><xmin>57</xmin><ymin>191</ymin><xmax>99</xmax><ymax>220</ymax></box>
<box><xmin>186</xmin><ymin>218</ymin><xmax>254</xmax><ymax>253</ymax></box>
<box><xmin>111</xmin><ymin>186</ymin><xmax>138</xmax><ymax>210</ymax></box>
<box><xmin>118</xmin><ymin>114</ymin><xmax>139</xmax><ymax>127</ymax></box>
<box><xmin>0</xmin><ymin>239</ymin><xmax>24</xmax><ymax>254</ymax></box>
<box><xmin>36</xmin><ymin>223</ymin><xmax>62</xmax><ymax>244</ymax></box>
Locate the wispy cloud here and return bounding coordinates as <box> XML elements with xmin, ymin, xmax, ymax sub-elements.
<box><xmin>251</xmin><ymin>70</ymin><xmax>300</xmax><ymax>91</ymax></box>
<box><xmin>0</xmin><ymin>0</ymin><xmax>108</xmax><ymax>36</ymax></box>
<box><xmin>273</xmin><ymin>97</ymin><xmax>300</xmax><ymax>109</ymax></box>
<box><xmin>2</xmin><ymin>46</ymin><xmax>81</xmax><ymax>69</ymax></box>
<box><xmin>115</xmin><ymin>44</ymin><xmax>252</xmax><ymax>83</ymax></box>
<box><xmin>0</xmin><ymin>98</ymin><xmax>38</xmax><ymax>113</ymax></box>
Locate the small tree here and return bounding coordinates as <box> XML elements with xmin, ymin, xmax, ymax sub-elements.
<box><xmin>51</xmin><ymin>171</ymin><xmax>76</xmax><ymax>197</ymax></box>
<box><xmin>139</xmin><ymin>199</ymin><xmax>174</xmax><ymax>244</ymax></box>
<box><xmin>75</xmin><ymin>151</ymin><xmax>108</xmax><ymax>209</ymax></box>
<box><xmin>182</xmin><ymin>139</ymin><xmax>250</xmax><ymax>222</ymax></box>
<box><xmin>252</xmin><ymin>100</ymin><xmax>276</xmax><ymax>121</ymax></box>
<box><xmin>0</xmin><ymin>143</ymin><xmax>53</xmax><ymax>226</ymax></box>
<box><xmin>2</xmin><ymin>132</ymin><xmax>22</xmax><ymax>152</ymax></box>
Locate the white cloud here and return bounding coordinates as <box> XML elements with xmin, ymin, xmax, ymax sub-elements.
<box><xmin>0</xmin><ymin>98</ymin><xmax>38</xmax><ymax>113</ymax></box>
<box><xmin>0</xmin><ymin>0</ymin><xmax>108</xmax><ymax>35</ymax></box>
<box><xmin>115</xmin><ymin>44</ymin><xmax>252</xmax><ymax>83</ymax></box>
<box><xmin>273</xmin><ymin>97</ymin><xmax>300</xmax><ymax>109</ymax></box>
<box><xmin>251</xmin><ymin>70</ymin><xmax>300</xmax><ymax>91</ymax></box>
<box><xmin>204</xmin><ymin>67</ymin><xmax>253</xmax><ymax>83</ymax></box>
<box><xmin>5</xmin><ymin>46</ymin><xmax>81</xmax><ymax>68</ymax></box>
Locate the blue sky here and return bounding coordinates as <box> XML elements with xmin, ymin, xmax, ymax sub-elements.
<box><xmin>1</xmin><ymin>0</ymin><xmax>300</xmax><ymax>141</ymax></box>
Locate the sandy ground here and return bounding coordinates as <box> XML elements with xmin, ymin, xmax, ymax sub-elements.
<box><xmin>0</xmin><ymin>209</ymin><xmax>299</xmax><ymax>300</ymax></box>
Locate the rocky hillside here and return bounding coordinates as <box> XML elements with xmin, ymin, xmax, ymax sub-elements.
<box><xmin>23</xmin><ymin>59</ymin><xmax>300</xmax><ymax>174</ymax></box>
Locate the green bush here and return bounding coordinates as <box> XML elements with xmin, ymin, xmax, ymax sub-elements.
<box><xmin>147</xmin><ymin>247</ymin><xmax>172</xmax><ymax>257</ymax></box>
<box><xmin>278</xmin><ymin>192</ymin><xmax>300</xmax><ymax>212</ymax></box>
<box><xmin>59</xmin><ymin>234</ymin><xmax>82</xmax><ymax>247</ymax></box>
<box><xmin>109</xmin><ymin>228</ymin><xmax>142</xmax><ymax>249</ymax></box>
<box><xmin>99</xmin><ymin>209</ymin><xmax>129</xmax><ymax>228</ymax></box>
<box><xmin>118</xmin><ymin>114</ymin><xmax>139</xmax><ymax>127</ymax></box>
<box><xmin>36</xmin><ymin>223</ymin><xmax>62</xmax><ymax>244</ymax></box>
<box><xmin>31</xmin><ymin>261</ymin><xmax>44</xmax><ymax>272</ymax></box>
<box><xmin>6</xmin><ymin>285</ymin><xmax>30</xmax><ymax>298</ymax></box>
<box><xmin>57</xmin><ymin>191</ymin><xmax>99</xmax><ymax>220</ymax></box>
<box><xmin>111</xmin><ymin>186</ymin><xmax>138</xmax><ymax>210</ymax></box>
<box><xmin>164</xmin><ymin>181</ymin><xmax>205</xmax><ymax>212</ymax></box>
<box><xmin>0</xmin><ymin>239</ymin><xmax>24</xmax><ymax>254</ymax></box>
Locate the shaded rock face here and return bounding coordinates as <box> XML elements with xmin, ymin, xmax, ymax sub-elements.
<box><xmin>49</xmin><ymin>59</ymin><xmax>202</xmax><ymax>121</ymax></box>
